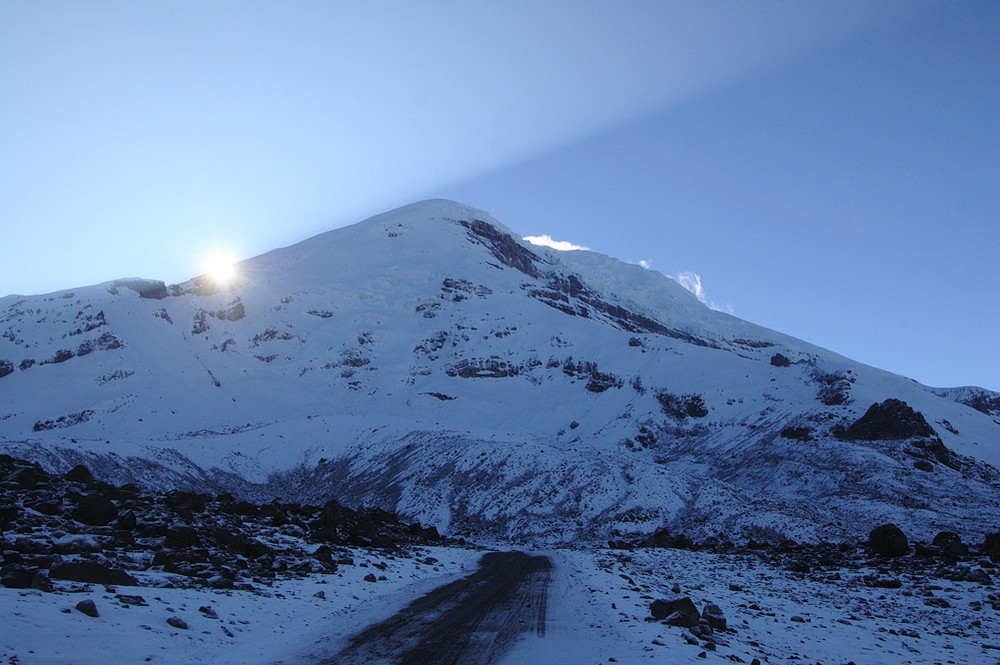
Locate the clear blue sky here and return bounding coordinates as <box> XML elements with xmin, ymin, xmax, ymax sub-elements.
<box><xmin>1</xmin><ymin>1</ymin><xmax>997</xmax><ymax>391</ymax></box>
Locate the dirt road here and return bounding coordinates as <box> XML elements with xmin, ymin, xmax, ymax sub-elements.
<box><xmin>321</xmin><ymin>551</ymin><xmax>552</xmax><ymax>665</ymax></box>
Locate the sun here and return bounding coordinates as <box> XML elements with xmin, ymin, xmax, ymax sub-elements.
<box><xmin>203</xmin><ymin>250</ymin><xmax>237</xmax><ymax>285</ymax></box>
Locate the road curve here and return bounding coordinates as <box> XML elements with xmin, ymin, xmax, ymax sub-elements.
<box><xmin>321</xmin><ymin>551</ymin><xmax>552</xmax><ymax>665</ymax></box>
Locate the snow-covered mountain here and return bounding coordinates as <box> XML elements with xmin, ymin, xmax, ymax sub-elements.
<box><xmin>2</xmin><ymin>199</ymin><xmax>998</xmax><ymax>544</ymax></box>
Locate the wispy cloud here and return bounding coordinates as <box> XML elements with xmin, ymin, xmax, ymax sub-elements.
<box><xmin>672</xmin><ymin>271</ymin><xmax>734</xmax><ymax>314</ymax></box>
<box><xmin>523</xmin><ymin>235</ymin><xmax>589</xmax><ymax>252</ymax></box>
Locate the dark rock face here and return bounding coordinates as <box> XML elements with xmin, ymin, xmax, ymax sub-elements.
<box><xmin>113</xmin><ymin>278</ymin><xmax>168</xmax><ymax>299</ymax></box>
<box><xmin>869</xmin><ymin>523</ymin><xmax>909</xmax><ymax>557</ymax></box>
<box><xmin>650</xmin><ymin>597</ymin><xmax>700</xmax><ymax>627</ymax></box>
<box><xmin>839</xmin><ymin>399</ymin><xmax>936</xmax><ymax>441</ymax></box>
<box><xmin>459</xmin><ymin>218</ymin><xmax>541</xmax><ymax>278</ymax></box>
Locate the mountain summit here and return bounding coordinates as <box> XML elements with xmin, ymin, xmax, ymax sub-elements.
<box><xmin>2</xmin><ymin>200</ymin><xmax>998</xmax><ymax>543</ymax></box>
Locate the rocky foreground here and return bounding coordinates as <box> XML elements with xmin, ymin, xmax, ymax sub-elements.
<box><xmin>0</xmin><ymin>455</ymin><xmax>447</xmax><ymax>597</ymax></box>
<box><xmin>5</xmin><ymin>453</ymin><xmax>1000</xmax><ymax>664</ymax></box>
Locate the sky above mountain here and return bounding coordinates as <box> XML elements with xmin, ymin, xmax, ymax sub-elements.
<box><xmin>1</xmin><ymin>1</ymin><xmax>997</xmax><ymax>391</ymax></box>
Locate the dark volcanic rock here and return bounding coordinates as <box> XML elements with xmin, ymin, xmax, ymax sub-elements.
<box><xmin>75</xmin><ymin>599</ymin><xmax>99</xmax><ymax>617</ymax></box>
<box><xmin>71</xmin><ymin>494</ymin><xmax>118</xmax><ymax>526</ymax></box>
<box><xmin>164</xmin><ymin>490</ymin><xmax>208</xmax><ymax>514</ymax></box>
<box><xmin>650</xmin><ymin>597</ymin><xmax>700</xmax><ymax>627</ymax></box>
<box><xmin>932</xmin><ymin>531</ymin><xmax>968</xmax><ymax>558</ymax></box>
<box><xmin>167</xmin><ymin>615</ymin><xmax>188</xmax><ymax>630</ymax></box>
<box><xmin>50</xmin><ymin>559</ymin><xmax>138</xmax><ymax>586</ymax></box>
<box><xmin>983</xmin><ymin>532</ymin><xmax>1000</xmax><ymax>562</ymax></box>
<box><xmin>64</xmin><ymin>464</ymin><xmax>94</xmax><ymax>483</ymax></box>
<box><xmin>114</xmin><ymin>278</ymin><xmax>168</xmax><ymax>300</ymax></box>
<box><xmin>31</xmin><ymin>570</ymin><xmax>53</xmax><ymax>592</ymax></box>
<box><xmin>116</xmin><ymin>509</ymin><xmax>137</xmax><ymax>531</ymax></box>
<box><xmin>9</xmin><ymin>466</ymin><xmax>37</xmax><ymax>489</ymax></box>
<box><xmin>1</xmin><ymin>566</ymin><xmax>34</xmax><ymax>589</ymax></box>
<box><xmin>839</xmin><ymin>399</ymin><xmax>936</xmax><ymax>441</ymax></box>
<box><xmin>770</xmin><ymin>353</ymin><xmax>791</xmax><ymax>367</ymax></box>
<box><xmin>868</xmin><ymin>523</ymin><xmax>909</xmax><ymax>557</ymax></box>
<box><xmin>702</xmin><ymin>602</ymin><xmax>727</xmax><ymax>631</ymax></box>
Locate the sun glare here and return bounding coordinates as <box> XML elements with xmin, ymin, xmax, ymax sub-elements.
<box><xmin>204</xmin><ymin>251</ymin><xmax>236</xmax><ymax>285</ymax></box>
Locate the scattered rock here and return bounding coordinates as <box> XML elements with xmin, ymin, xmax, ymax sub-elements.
<box><xmin>116</xmin><ymin>594</ymin><xmax>148</xmax><ymax>606</ymax></box>
<box><xmin>167</xmin><ymin>615</ymin><xmax>189</xmax><ymax>630</ymax></box>
<box><xmin>364</xmin><ymin>573</ymin><xmax>378</xmax><ymax>583</ymax></box>
<box><xmin>75</xmin><ymin>599</ymin><xmax>99</xmax><ymax>617</ymax></box>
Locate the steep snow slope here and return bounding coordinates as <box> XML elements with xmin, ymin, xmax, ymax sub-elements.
<box><xmin>1</xmin><ymin>200</ymin><xmax>998</xmax><ymax>543</ymax></box>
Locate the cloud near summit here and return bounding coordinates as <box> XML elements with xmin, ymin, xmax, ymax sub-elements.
<box><xmin>523</xmin><ymin>235</ymin><xmax>589</xmax><ymax>252</ymax></box>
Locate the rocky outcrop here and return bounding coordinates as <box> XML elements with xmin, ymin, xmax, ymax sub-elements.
<box><xmin>839</xmin><ymin>399</ymin><xmax>936</xmax><ymax>441</ymax></box>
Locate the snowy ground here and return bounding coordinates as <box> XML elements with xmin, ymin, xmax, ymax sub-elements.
<box><xmin>3</xmin><ymin>545</ymin><xmax>998</xmax><ymax>665</ymax></box>
<box><xmin>1</xmin><ymin>545</ymin><xmax>482</xmax><ymax>665</ymax></box>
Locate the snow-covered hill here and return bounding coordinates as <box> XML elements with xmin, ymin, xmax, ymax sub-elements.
<box><xmin>2</xmin><ymin>199</ymin><xmax>998</xmax><ymax>543</ymax></box>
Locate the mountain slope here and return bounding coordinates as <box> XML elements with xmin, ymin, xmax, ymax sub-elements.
<box><xmin>2</xmin><ymin>199</ymin><xmax>998</xmax><ymax>544</ymax></box>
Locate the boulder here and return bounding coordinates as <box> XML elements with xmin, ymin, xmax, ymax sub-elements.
<box><xmin>64</xmin><ymin>465</ymin><xmax>94</xmax><ymax>483</ymax></box>
<box><xmin>868</xmin><ymin>524</ymin><xmax>909</xmax><ymax>557</ymax></box>
<box><xmin>116</xmin><ymin>509</ymin><xmax>137</xmax><ymax>531</ymax></box>
<box><xmin>164</xmin><ymin>490</ymin><xmax>208</xmax><ymax>514</ymax></box>
<box><xmin>702</xmin><ymin>602</ymin><xmax>727</xmax><ymax>631</ymax></box>
<box><xmin>983</xmin><ymin>532</ymin><xmax>1000</xmax><ymax>562</ymax></box>
<box><xmin>71</xmin><ymin>494</ymin><xmax>117</xmax><ymax>526</ymax></box>
<box><xmin>650</xmin><ymin>597</ymin><xmax>700</xmax><ymax>627</ymax></box>
<box><xmin>167</xmin><ymin>616</ymin><xmax>188</xmax><ymax>630</ymax></box>
<box><xmin>1</xmin><ymin>566</ymin><xmax>34</xmax><ymax>589</ymax></box>
<box><xmin>9</xmin><ymin>466</ymin><xmax>36</xmax><ymax>490</ymax></box>
<box><xmin>931</xmin><ymin>531</ymin><xmax>968</xmax><ymax>558</ymax></box>
<box><xmin>31</xmin><ymin>571</ymin><xmax>53</xmax><ymax>592</ymax></box>
<box><xmin>75</xmin><ymin>599</ymin><xmax>99</xmax><ymax>617</ymax></box>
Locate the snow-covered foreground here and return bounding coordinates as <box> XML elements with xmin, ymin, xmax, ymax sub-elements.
<box><xmin>1</xmin><ymin>545</ymin><xmax>483</xmax><ymax>665</ymax></box>
<box><xmin>4</xmin><ymin>545</ymin><xmax>998</xmax><ymax>665</ymax></box>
